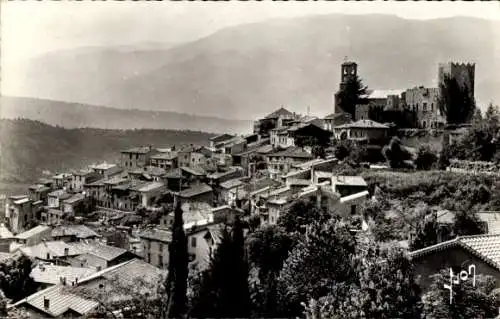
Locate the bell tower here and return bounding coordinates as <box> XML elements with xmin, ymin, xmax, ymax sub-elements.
<box><xmin>340</xmin><ymin>58</ymin><xmax>357</xmax><ymax>90</ymax></box>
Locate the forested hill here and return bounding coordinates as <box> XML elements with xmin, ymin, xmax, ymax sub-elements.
<box><xmin>0</xmin><ymin>119</ymin><xmax>214</xmax><ymax>183</ymax></box>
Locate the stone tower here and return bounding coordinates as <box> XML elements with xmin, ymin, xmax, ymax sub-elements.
<box><xmin>438</xmin><ymin>62</ymin><xmax>475</xmax><ymax>104</ymax></box>
<box><xmin>334</xmin><ymin>60</ymin><xmax>358</xmax><ymax>114</ymax></box>
<box><xmin>340</xmin><ymin>60</ymin><xmax>358</xmax><ymax>90</ymax></box>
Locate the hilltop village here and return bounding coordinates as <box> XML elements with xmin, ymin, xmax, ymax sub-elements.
<box><xmin>2</xmin><ymin>60</ymin><xmax>500</xmax><ymax>318</ymax></box>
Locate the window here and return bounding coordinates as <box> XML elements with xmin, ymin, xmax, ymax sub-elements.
<box><xmin>431</xmin><ymin>103</ymin><xmax>434</xmax><ymax>111</ymax></box>
<box><xmin>147</xmin><ymin>253</ymin><xmax>151</xmax><ymax>263</ymax></box>
<box><xmin>159</xmin><ymin>244</ymin><xmax>163</xmax><ymax>253</ymax></box>
<box><xmin>136</xmin><ymin>154</ymin><xmax>139</xmax><ymax>160</ymax></box>
<box><xmin>423</xmin><ymin>102</ymin><xmax>427</xmax><ymax>111</ymax></box>
<box><xmin>129</xmin><ymin>154</ymin><xmax>132</xmax><ymax>160</ymax></box>
<box><xmin>191</xmin><ymin>237</ymin><xmax>197</xmax><ymax>248</ymax></box>
<box><xmin>351</xmin><ymin>205</ymin><xmax>357</xmax><ymax>215</ymax></box>
<box><xmin>158</xmin><ymin>255</ymin><xmax>163</xmax><ymax>266</ymax></box>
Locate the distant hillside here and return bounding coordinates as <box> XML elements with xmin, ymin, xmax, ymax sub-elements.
<box><xmin>9</xmin><ymin>14</ymin><xmax>500</xmax><ymax>119</ymax></box>
<box><xmin>0</xmin><ymin>96</ymin><xmax>251</xmax><ymax>134</ymax></box>
<box><xmin>0</xmin><ymin>119</ymin><xmax>215</xmax><ymax>184</ymax></box>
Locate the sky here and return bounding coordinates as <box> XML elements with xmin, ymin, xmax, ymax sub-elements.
<box><xmin>2</xmin><ymin>1</ymin><xmax>500</xmax><ymax>68</ymax></box>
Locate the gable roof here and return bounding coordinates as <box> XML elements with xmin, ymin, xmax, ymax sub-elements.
<box><xmin>68</xmin><ymin>242</ymin><xmax>128</xmax><ymax>261</ymax></box>
<box><xmin>265</xmin><ymin>107</ymin><xmax>294</xmax><ymax>119</ymax></box>
<box><xmin>334</xmin><ymin>119</ymin><xmax>390</xmax><ymax>129</ymax></box>
<box><xmin>179</xmin><ymin>184</ymin><xmax>212</xmax><ymax>198</ymax></box>
<box><xmin>210</xmin><ymin>134</ymin><xmax>235</xmax><ymax>143</ymax></box>
<box><xmin>164</xmin><ymin>168</ymin><xmax>183</xmax><ymax>179</ymax></box>
<box><xmin>31</xmin><ymin>264</ymin><xmax>96</xmax><ymax>285</ymax></box>
<box><xmin>324</xmin><ymin>112</ymin><xmax>352</xmax><ymax>120</ymax></box>
<box><xmin>15</xmin><ymin>225</ymin><xmax>51</xmax><ymax>240</ymax></box>
<box><xmin>19</xmin><ymin>241</ymin><xmax>81</xmax><ymax>259</ymax></box>
<box><xmin>11</xmin><ymin>284</ymin><xmax>99</xmax><ymax>317</ymax></box>
<box><xmin>139</xmin><ymin>227</ymin><xmax>172</xmax><ymax>243</ymax></box>
<box><xmin>409</xmin><ymin>234</ymin><xmax>500</xmax><ymax>272</ymax></box>
<box><xmin>121</xmin><ymin>146</ymin><xmax>152</xmax><ymax>154</ymax></box>
<box><xmin>181</xmin><ymin>166</ymin><xmax>206</xmax><ymax>176</ymax></box>
<box><xmin>220</xmin><ymin>178</ymin><xmax>244</xmax><ymax>190</ymax></box>
<box><xmin>51</xmin><ymin>225</ymin><xmax>100</xmax><ymax>239</ymax></box>
<box><xmin>268</xmin><ymin>147</ymin><xmax>314</xmax><ymax>159</ymax></box>
<box><xmin>331</xmin><ymin>176</ymin><xmax>367</xmax><ymax>187</ymax></box>
<box><xmin>63</xmin><ymin>193</ymin><xmax>85</xmax><ymax>205</ymax></box>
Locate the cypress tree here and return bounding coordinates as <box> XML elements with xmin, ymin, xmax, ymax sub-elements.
<box><xmin>190</xmin><ymin>218</ymin><xmax>251</xmax><ymax>318</ymax></box>
<box><xmin>165</xmin><ymin>200</ymin><xmax>188</xmax><ymax>318</ymax></box>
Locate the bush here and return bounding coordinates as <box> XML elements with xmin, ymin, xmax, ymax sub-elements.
<box><xmin>415</xmin><ymin>146</ymin><xmax>438</xmax><ymax>170</ymax></box>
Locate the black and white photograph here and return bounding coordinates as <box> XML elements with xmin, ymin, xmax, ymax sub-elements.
<box><xmin>1</xmin><ymin>1</ymin><xmax>500</xmax><ymax>318</ymax></box>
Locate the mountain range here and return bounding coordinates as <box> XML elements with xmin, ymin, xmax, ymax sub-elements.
<box><xmin>6</xmin><ymin>14</ymin><xmax>499</xmax><ymax>121</ymax></box>
<box><xmin>0</xmin><ymin>118</ymin><xmax>214</xmax><ymax>184</ymax></box>
<box><xmin>0</xmin><ymin>96</ymin><xmax>251</xmax><ymax>134</ymax></box>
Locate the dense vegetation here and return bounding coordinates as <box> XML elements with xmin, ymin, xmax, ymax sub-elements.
<box><xmin>0</xmin><ymin>119</ymin><xmax>214</xmax><ymax>184</ymax></box>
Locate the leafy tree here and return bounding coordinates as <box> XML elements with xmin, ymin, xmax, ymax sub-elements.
<box><xmin>164</xmin><ymin>200</ymin><xmax>188</xmax><ymax>318</ymax></box>
<box><xmin>485</xmin><ymin>103</ymin><xmax>500</xmax><ymax>129</ymax></box>
<box><xmin>277</xmin><ymin>200</ymin><xmax>330</xmax><ymax>235</ymax></box>
<box><xmin>452</xmin><ymin>210</ymin><xmax>486</xmax><ymax>236</ymax></box>
<box><xmin>0</xmin><ymin>290</ymin><xmax>7</xmax><ymax>318</ymax></box>
<box><xmin>231</xmin><ymin>217</ymin><xmax>251</xmax><ymax>317</ymax></box>
<box><xmin>190</xmin><ymin>221</ymin><xmax>251</xmax><ymax>318</ymax></box>
<box><xmin>336</xmin><ymin>76</ymin><xmax>368</xmax><ymax>120</ymax></box>
<box><xmin>382</xmin><ymin>137</ymin><xmax>413</xmax><ymax>169</ymax></box>
<box><xmin>415</xmin><ymin>146</ymin><xmax>438</xmax><ymax>170</ymax></box>
<box><xmin>422</xmin><ymin>270</ymin><xmax>499</xmax><ymax>319</ymax></box>
<box><xmin>0</xmin><ymin>255</ymin><xmax>37</xmax><ymax>302</ymax></box>
<box><xmin>410</xmin><ymin>216</ymin><xmax>438</xmax><ymax>251</ymax></box>
<box><xmin>247</xmin><ymin>225</ymin><xmax>297</xmax><ymax>317</ymax></box>
<box><xmin>472</xmin><ymin>107</ymin><xmax>483</xmax><ymax>124</ymax></box>
<box><xmin>276</xmin><ymin>218</ymin><xmax>357</xmax><ymax>317</ymax></box>
<box><xmin>305</xmin><ymin>245</ymin><xmax>423</xmax><ymax>319</ymax></box>
<box><xmin>334</xmin><ymin>142</ymin><xmax>350</xmax><ymax>161</ymax></box>
<box><xmin>438</xmin><ymin>74</ymin><xmax>475</xmax><ymax>126</ymax></box>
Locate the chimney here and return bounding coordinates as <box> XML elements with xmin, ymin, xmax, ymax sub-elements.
<box><xmin>43</xmin><ymin>297</ymin><xmax>50</xmax><ymax>309</ymax></box>
<box><xmin>64</xmin><ymin>247</ymin><xmax>69</xmax><ymax>256</ymax></box>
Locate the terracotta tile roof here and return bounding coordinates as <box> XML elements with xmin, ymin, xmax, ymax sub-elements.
<box><xmin>132</xmin><ymin>181</ymin><xmax>165</xmax><ymax>193</ymax></box>
<box><xmin>51</xmin><ymin>225</ymin><xmax>100</xmax><ymax>239</ymax></box>
<box><xmin>268</xmin><ymin>147</ymin><xmax>313</xmax><ymax>159</ymax></box>
<box><xmin>69</xmin><ymin>243</ymin><xmax>128</xmax><ymax>261</ymax></box>
<box><xmin>90</xmin><ymin>163</ymin><xmax>117</xmax><ymax>170</ymax></box>
<box><xmin>139</xmin><ymin>227</ymin><xmax>172</xmax><ymax>243</ymax></box>
<box><xmin>63</xmin><ymin>193</ymin><xmax>86</xmax><ymax>204</ymax></box>
<box><xmin>179</xmin><ymin>184</ymin><xmax>212</xmax><ymax>198</ymax></box>
<box><xmin>181</xmin><ymin>166</ymin><xmax>206</xmax><ymax>176</ymax></box>
<box><xmin>121</xmin><ymin>146</ymin><xmax>152</xmax><ymax>154</ymax></box>
<box><xmin>210</xmin><ymin>133</ymin><xmax>235</xmax><ymax>143</ymax></box>
<box><xmin>150</xmin><ymin>152</ymin><xmax>178</xmax><ymax>160</ymax></box>
<box><xmin>31</xmin><ymin>264</ymin><xmax>96</xmax><ymax>285</ymax></box>
<box><xmin>220</xmin><ymin>178</ymin><xmax>244</xmax><ymax>189</ymax></box>
<box><xmin>207</xmin><ymin>167</ymin><xmax>241</xmax><ymax>180</ymax></box>
<box><xmin>334</xmin><ymin>119</ymin><xmax>389</xmax><ymax>129</ymax></box>
<box><xmin>71</xmin><ymin>259</ymin><xmax>165</xmax><ymax>302</ymax></box>
<box><xmin>15</xmin><ymin>225</ymin><xmax>51</xmax><ymax>240</ymax></box>
<box><xmin>409</xmin><ymin>234</ymin><xmax>500</xmax><ymax>271</ymax></box>
<box><xmin>164</xmin><ymin>168</ymin><xmax>183</xmax><ymax>178</ymax></box>
<box><xmin>20</xmin><ymin>241</ymin><xmax>81</xmax><ymax>260</ymax></box>
<box><xmin>265</xmin><ymin>107</ymin><xmax>294</xmax><ymax>119</ymax></box>
<box><xmin>11</xmin><ymin>285</ymin><xmax>99</xmax><ymax>317</ymax></box>
<box><xmin>331</xmin><ymin>176</ymin><xmax>367</xmax><ymax>187</ymax></box>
